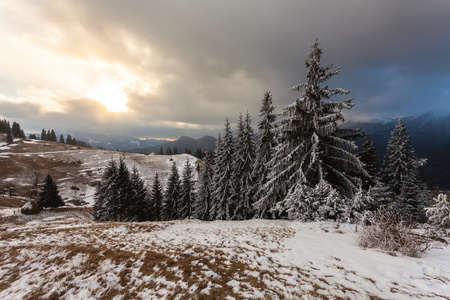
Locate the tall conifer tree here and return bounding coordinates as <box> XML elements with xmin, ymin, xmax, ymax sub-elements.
<box><xmin>162</xmin><ymin>162</ymin><xmax>181</xmax><ymax>220</ymax></box>
<box><xmin>211</xmin><ymin>118</ymin><xmax>235</xmax><ymax>220</ymax></box>
<box><xmin>255</xmin><ymin>40</ymin><xmax>367</xmax><ymax>219</ymax></box>
<box><xmin>195</xmin><ymin>151</ymin><xmax>214</xmax><ymax>220</ymax></box>
<box><xmin>179</xmin><ymin>158</ymin><xmax>195</xmax><ymax>219</ymax></box>
<box><xmin>149</xmin><ymin>173</ymin><xmax>163</xmax><ymax>221</ymax></box>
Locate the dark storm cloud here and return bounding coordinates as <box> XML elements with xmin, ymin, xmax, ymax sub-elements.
<box><xmin>1</xmin><ymin>0</ymin><xmax>450</xmax><ymax>138</ymax></box>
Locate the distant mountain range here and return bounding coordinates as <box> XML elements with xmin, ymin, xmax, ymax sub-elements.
<box><xmin>128</xmin><ymin>135</ymin><xmax>217</xmax><ymax>155</ymax></box>
<box><xmin>345</xmin><ymin>112</ymin><xmax>450</xmax><ymax>190</ymax></box>
<box><xmin>60</xmin><ymin>112</ymin><xmax>449</xmax><ymax>190</ymax></box>
<box><xmin>60</xmin><ymin>131</ymin><xmax>170</xmax><ymax>151</ymax></box>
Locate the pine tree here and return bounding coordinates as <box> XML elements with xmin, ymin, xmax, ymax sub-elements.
<box><xmin>195</xmin><ymin>151</ymin><xmax>214</xmax><ymax>220</ymax></box>
<box><xmin>231</xmin><ymin>112</ymin><xmax>256</xmax><ymax>220</ymax></box>
<box><xmin>41</xmin><ymin>129</ymin><xmax>46</xmax><ymax>141</ymax></box>
<box><xmin>46</xmin><ymin>130</ymin><xmax>51</xmax><ymax>141</ymax></box>
<box><xmin>149</xmin><ymin>173</ymin><xmax>163</xmax><ymax>221</ymax></box>
<box><xmin>38</xmin><ymin>175</ymin><xmax>64</xmax><ymax>209</ymax></box>
<box><xmin>256</xmin><ymin>40</ymin><xmax>367</xmax><ymax>219</ymax></box>
<box><xmin>162</xmin><ymin>162</ymin><xmax>181</xmax><ymax>220</ymax></box>
<box><xmin>357</xmin><ymin>135</ymin><xmax>379</xmax><ymax>189</ymax></box>
<box><xmin>252</xmin><ymin>92</ymin><xmax>277</xmax><ymax>218</ymax></box>
<box><xmin>211</xmin><ymin>118</ymin><xmax>235</xmax><ymax>220</ymax></box>
<box><xmin>426</xmin><ymin>193</ymin><xmax>450</xmax><ymax>230</ymax></box>
<box><xmin>166</xmin><ymin>147</ymin><xmax>172</xmax><ymax>155</ymax></box>
<box><xmin>159</xmin><ymin>147</ymin><xmax>164</xmax><ymax>155</ymax></box>
<box><xmin>59</xmin><ymin>134</ymin><xmax>65</xmax><ymax>143</ymax></box>
<box><xmin>179</xmin><ymin>158</ymin><xmax>195</xmax><ymax>219</ymax></box>
<box><xmin>381</xmin><ymin>119</ymin><xmax>427</xmax><ymax>220</ymax></box>
<box><xmin>129</xmin><ymin>166</ymin><xmax>150</xmax><ymax>222</ymax></box>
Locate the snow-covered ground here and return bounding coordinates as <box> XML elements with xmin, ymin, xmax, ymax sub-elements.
<box><xmin>0</xmin><ymin>212</ymin><xmax>448</xmax><ymax>299</ymax></box>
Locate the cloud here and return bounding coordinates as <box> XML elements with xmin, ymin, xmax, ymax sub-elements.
<box><xmin>1</xmin><ymin>0</ymin><xmax>450</xmax><ymax>138</ymax></box>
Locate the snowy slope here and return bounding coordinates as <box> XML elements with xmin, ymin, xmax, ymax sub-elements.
<box><xmin>0</xmin><ymin>214</ymin><xmax>448</xmax><ymax>299</ymax></box>
<box><xmin>0</xmin><ymin>138</ymin><xmax>198</xmax><ymax>206</ymax></box>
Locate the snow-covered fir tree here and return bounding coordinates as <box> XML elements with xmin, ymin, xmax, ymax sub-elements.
<box><xmin>426</xmin><ymin>193</ymin><xmax>450</xmax><ymax>230</ymax></box>
<box><xmin>162</xmin><ymin>161</ymin><xmax>181</xmax><ymax>220</ymax></box>
<box><xmin>94</xmin><ymin>158</ymin><xmax>149</xmax><ymax>222</ymax></box>
<box><xmin>255</xmin><ymin>40</ymin><xmax>367</xmax><ymax>219</ymax></box>
<box><xmin>129</xmin><ymin>166</ymin><xmax>150</xmax><ymax>222</ymax></box>
<box><xmin>194</xmin><ymin>151</ymin><xmax>214</xmax><ymax>220</ymax></box>
<box><xmin>211</xmin><ymin>118</ymin><xmax>235</xmax><ymax>220</ymax></box>
<box><xmin>116</xmin><ymin>157</ymin><xmax>133</xmax><ymax>221</ymax></box>
<box><xmin>381</xmin><ymin>119</ymin><xmax>427</xmax><ymax>221</ymax></box>
<box><xmin>251</xmin><ymin>91</ymin><xmax>277</xmax><ymax>217</ymax></box>
<box><xmin>368</xmin><ymin>180</ymin><xmax>394</xmax><ymax>210</ymax></box>
<box><xmin>179</xmin><ymin>158</ymin><xmax>195</xmax><ymax>219</ymax></box>
<box><xmin>149</xmin><ymin>172</ymin><xmax>163</xmax><ymax>221</ymax></box>
<box><xmin>37</xmin><ymin>174</ymin><xmax>64</xmax><ymax>209</ymax></box>
<box><xmin>94</xmin><ymin>159</ymin><xmax>119</xmax><ymax>221</ymax></box>
<box><xmin>231</xmin><ymin>112</ymin><xmax>256</xmax><ymax>220</ymax></box>
<box><xmin>351</xmin><ymin>186</ymin><xmax>375</xmax><ymax>223</ymax></box>
<box><xmin>357</xmin><ymin>135</ymin><xmax>379</xmax><ymax>189</ymax></box>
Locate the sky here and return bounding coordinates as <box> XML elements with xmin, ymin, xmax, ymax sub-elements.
<box><xmin>1</xmin><ymin>0</ymin><xmax>450</xmax><ymax>139</ymax></box>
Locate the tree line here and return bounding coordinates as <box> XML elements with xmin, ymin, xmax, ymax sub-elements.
<box><xmin>29</xmin><ymin>128</ymin><xmax>91</xmax><ymax>148</ymax></box>
<box><xmin>0</xmin><ymin>119</ymin><xmax>25</xmax><ymax>143</ymax></box>
<box><xmin>93</xmin><ymin>157</ymin><xmax>197</xmax><ymax>221</ymax></box>
<box><xmin>94</xmin><ymin>41</ymin><xmax>432</xmax><ymax>224</ymax></box>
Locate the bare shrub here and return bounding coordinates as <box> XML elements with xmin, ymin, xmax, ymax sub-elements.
<box><xmin>357</xmin><ymin>208</ymin><xmax>430</xmax><ymax>257</ymax></box>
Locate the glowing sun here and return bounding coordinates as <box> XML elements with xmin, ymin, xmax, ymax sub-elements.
<box><xmin>87</xmin><ymin>81</ymin><xmax>129</xmax><ymax>112</ymax></box>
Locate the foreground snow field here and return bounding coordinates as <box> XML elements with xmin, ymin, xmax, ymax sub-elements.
<box><xmin>0</xmin><ymin>209</ymin><xmax>449</xmax><ymax>299</ymax></box>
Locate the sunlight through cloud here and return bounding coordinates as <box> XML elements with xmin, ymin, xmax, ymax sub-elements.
<box><xmin>86</xmin><ymin>81</ymin><xmax>129</xmax><ymax>113</ymax></box>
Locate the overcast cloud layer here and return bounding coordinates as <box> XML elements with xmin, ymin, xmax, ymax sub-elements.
<box><xmin>1</xmin><ymin>0</ymin><xmax>449</xmax><ymax>139</ymax></box>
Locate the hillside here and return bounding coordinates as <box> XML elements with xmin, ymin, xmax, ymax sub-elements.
<box><xmin>0</xmin><ymin>135</ymin><xmax>198</xmax><ymax>205</ymax></box>
<box><xmin>0</xmin><ymin>212</ymin><xmax>448</xmax><ymax>299</ymax></box>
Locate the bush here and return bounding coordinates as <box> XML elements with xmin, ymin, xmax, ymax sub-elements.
<box><xmin>357</xmin><ymin>208</ymin><xmax>430</xmax><ymax>257</ymax></box>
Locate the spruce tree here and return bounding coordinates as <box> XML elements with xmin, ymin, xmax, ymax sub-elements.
<box><xmin>357</xmin><ymin>135</ymin><xmax>379</xmax><ymax>189</ymax></box>
<box><xmin>256</xmin><ymin>40</ymin><xmax>367</xmax><ymax>219</ymax></box>
<box><xmin>94</xmin><ymin>159</ymin><xmax>119</xmax><ymax>221</ymax></box>
<box><xmin>381</xmin><ymin>119</ymin><xmax>427</xmax><ymax>220</ymax></box>
<box><xmin>211</xmin><ymin>118</ymin><xmax>235</xmax><ymax>220</ymax></box>
<box><xmin>231</xmin><ymin>112</ymin><xmax>256</xmax><ymax>220</ymax></box>
<box><xmin>116</xmin><ymin>157</ymin><xmax>132</xmax><ymax>221</ymax></box>
<box><xmin>66</xmin><ymin>134</ymin><xmax>73</xmax><ymax>145</ymax></box>
<box><xmin>41</xmin><ymin>129</ymin><xmax>46</xmax><ymax>141</ymax></box>
<box><xmin>59</xmin><ymin>134</ymin><xmax>65</xmax><ymax>143</ymax></box>
<box><xmin>149</xmin><ymin>173</ymin><xmax>163</xmax><ymax>221</ymax></box>
<box><xmin>38</xmin><ymin>175</ymin><xmax>64</xmax><ymax>209</ymax></box>
<box><xmin>129</xmin><ymin>166</ymin><xmax>150</xmax><ymax>221</ymax></box>
<box><xmin>6</xmin><ymin>130</ymin><xmax>13</xmax><ymax>144</ymax></box>
<box><xmin>195</xmin><ymin>151</ymin><xmax>214</xmax><ymax>220</ymax></box>
<box><xmin>11</xmin><ymin>122</ymin><xmax>23</xmax><ymax>138</ymax></box>
<box><xmin>179</xmin><ymin>158</ymin><xmax>195</xmax><ymax>219</ymax></box>
<box><xmin>252</xmin><ymin>91</ymin><xmax>277</xmax><ymax>217</ymax></box>
<box><xmin>162</xmin><ymin>162</ymin><xmax>181</xmax><ymax>220</ymax></box>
